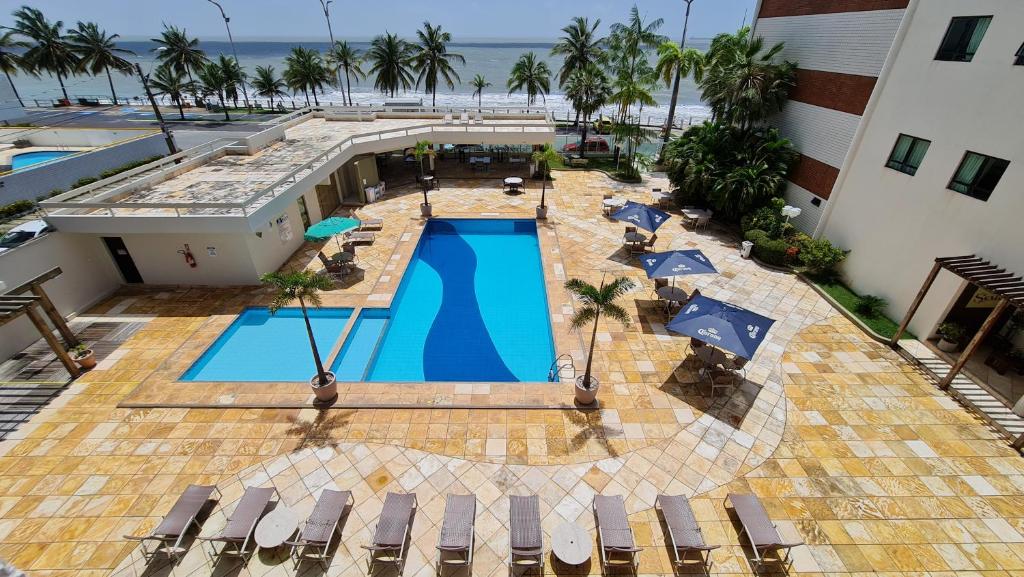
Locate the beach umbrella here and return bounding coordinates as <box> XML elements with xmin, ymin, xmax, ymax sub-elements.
<box><xmin>666</xmin><ymin>295</ymin><xmax>775</xmax><ymax>359</ymax></box>
<box><xmin>303</xmin><ymin>217</ymin><xmax>360</xmax><ymax>252</ymax></box>
<box><xmin>641</xmin><ymin>249</ymin><xmax>717</xmax><ymax>280</ymax></box>
<box><xmin>610</xmin><ymin>200</ymin><xmax>670</xmax><ymax>232</ymax></box>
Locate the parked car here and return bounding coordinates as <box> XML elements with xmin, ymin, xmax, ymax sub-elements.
<box><xmin>562</xmin><ymin>137</ymin><xmax>611</xmax><ymax>154</ymax></box>
<box><xmin>0</xmin><ymin>220</ymin><xmax>53</xmax><ymax>253</ymax></box>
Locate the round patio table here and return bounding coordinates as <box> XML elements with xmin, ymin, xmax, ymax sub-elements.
<box><xmin>254</xmin><ymin>506</ymin><xmax>299</xmax><ymax>549</ymax></box>
<box><xmin>603</xmin><ymin>197</ymin><xmax>626</xmax><ymax>208</ymax></box>
<box><xmin>623</xmin><ymin>231</ymin><xmax>647</xmax><ymax>244</ymax></box>
<box><xmin>504</xmin><ymin>176</ymin><xmax>524</xmax><ymax>193</ymax></box>
<box><xmin>657</xmin><ymin>285</ymin><xmax>689</xmax><ymax>304</ymax></box>
<box><xmin>696</xmin><ymin>345</ymin><xmax>729</xmax><ymax>370</ymax></box>
<box><xmin>551</xmin><ymin>522</ymin><xmax>591</xmax><ymax>565</ymax></box>
<box><xmin>330</xmin><ymin>252</ymin><xmax>355</xmax><ymax>264</ymax></box>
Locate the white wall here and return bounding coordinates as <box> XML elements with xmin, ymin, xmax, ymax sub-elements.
<box><xmin>0</xmin><ymin>232</ymin><xmax>121</xmax><ymax>360</ymax></box>
<box><xmin>772</xmin><ymin>101</ymin><xmax>861</xmax><ymax>169</ymax></box>
<box><xmin>246</xmin><ymin>201</ymin><xmax>308</xmax><ymax>277</ymax></box>
<box><xmin>820</xmin><ymin>0</ymin><xmax>1024</xmax><ymax>337</ymax></box>
<box><xmin>0</xmin><ymin>128</ymin><xmax>157</xmax><ymax>147</ymax></box>
<box><xmin>117</xmin><ymin>233</ymin><xmax>258</xmax><ymax>285</ymax></box>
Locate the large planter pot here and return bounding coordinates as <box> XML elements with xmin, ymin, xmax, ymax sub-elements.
<box><xmin>73</xmin><ymin>349</ymin><xmax>96</xmax><ymax>370</ymax></box>
<box><xmin>310</xmin><ymin>371</ymin><xmax>338</xmax><ymax>403</ymax></box>
<box><xmin>937</xmin><ymin>338</ymin><xmax>960</xmax><ymax>353</ymax></box>
<box><xmin>420</xmin><ymin>203</ymin><xmax>432</xmax><ymax>217</ymax></box>
<box><xmin>574</xmin><ymin>375</ymin><xmax>599</xmax><ymax>406</ymax></box>
<box><xmin>536</xmin><ymin>205</ymin><xmax>548</xmax><ymax>219</ymax></box>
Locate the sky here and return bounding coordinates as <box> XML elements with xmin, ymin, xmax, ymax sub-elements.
<box><xmin>0</xmin><ymin>0</ymin><xmax>757</xmax><ymax>42</ymax></box>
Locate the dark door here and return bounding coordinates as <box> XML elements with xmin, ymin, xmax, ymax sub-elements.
<box><xmin>102</xmin><ymin>237</ymin><xmax>143</xmax><ymax>283</ymax></box>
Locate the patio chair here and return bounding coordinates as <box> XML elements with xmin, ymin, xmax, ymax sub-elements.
<box><xmin>651</xmin><ymin>277</ymin><xmax>669</xmax><ymax>300</ymax></box>
<box><xmin>435</xmin><ymin>494</ymin><xmax>476</xmax><ymax>575</ymax></box>
<box><xmin>726</xmin><ymin>493</ymin><xmax>803</xmax><ymax>570</ymax></box>
<box><xmin>656</xmin><ymin>494</ymin><xmax>719</xmax><ymax>574</ymax></box>
<box><xmin>317</xmin><ymin>252</ymin><xmax>354</xmax><ymax>279</ymax></box>
<box><xmin>594</xmin><ymin>495</ymin><xmax>642</xmax><ymax>574</ymax></box>
<box><xmin>632</xmin><ymin>233</ymin><xmax>658</xmax><ymax>255</ymax></box>
<box><xmin>695</xmin><ymin>215</ymin><xmax>711</xmax><ymax>232</ymax></box>
<box><xmin>363</xmin><ymin>492</ymin><xmax>417</xmax><ymax>572</ymax></box>
<box><xmin>508</xmin><ymin>495</ymin><xmax>544</xmax><ymax>575</ymax></box>
<box><xmin>199</xmin><ymin>486</ymin><xmax>278</xmax><ymax>563</ymax></box>
<box><xmin>602</xmin><ymin>193</ymin><xmax>615</xmax><ymax>216</ymax></box>
<box><xmin>706</xmin><ymin>356</ymin><xmax>749</xmax><ymax>398</ymax></box>
<box><xmin>358</xmin><ymin>218</ymin><xmax>384</xmax><ymax>231</ymax></box>
<box><xmin>124</xmin><ymin>484</ymin><xmax>221</xmax><ymax>561</ymax></box>
<box><xmin>624</xmin><ymin>225</ymin><xmax>637</xmax><ymax>234</ymax></box>
<box><xmin>288</xmin><ymin>489</ymin><xmax>352</xmax><ymax>569</ymax></box>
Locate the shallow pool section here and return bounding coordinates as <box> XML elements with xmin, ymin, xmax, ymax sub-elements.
<box><xmin>329</xmin><ymin>308</ymin><xmax>388</xmax><ymax>381</ymax></box>
<box><xmin>182</xmin><ymin>307</ymin><xmax>352</xmax><ymax>382</ymax></box>
<box><xmin>11</xmin><ymin>150</ymin><xmax>74</xmax><ymax>171</ymax></box>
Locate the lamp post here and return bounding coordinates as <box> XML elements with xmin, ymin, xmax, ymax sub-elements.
<box><xmin>781</xmin><ymin>205</ymin><xmax>802</xmax><ymax>223</ymax></box>
<box><xmin>207</xmin><ymin>0</ymin><xmax>251</xmax><ymax>113</ymax></box>
<box><xmin>318</xmin><ymin>0</ymin><xmax>344</xmax><ymax>103</ymax></box>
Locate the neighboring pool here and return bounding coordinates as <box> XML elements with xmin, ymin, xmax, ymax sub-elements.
<box><xmin>182</xmin><ymin>307</ymin><xmax>353</xmax><ymax>382</ymax></box>
<box><xmin>11</xmin><ymin>150</ymin><xmax>74</xmax><ymax>171</ymax></box>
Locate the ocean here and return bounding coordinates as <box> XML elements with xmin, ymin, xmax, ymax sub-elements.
<box><xmin>12</xmin><ymin>39</ymin><xmax>711</xmax><ymax>124</ymax></box>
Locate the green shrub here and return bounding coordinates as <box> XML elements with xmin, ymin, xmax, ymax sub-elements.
<box><xmin>799</xmin><ymin>237</ymin><xmax>847</xmax><ymax>276</ymax></box>
<box><xmin>741</xmin><ymin>206</ymin><xmax>784</xmax><ymax>238</ymax></box>
<box><xmin>937</xmin><ymin>322</ymin><xmax>967</xmax><ymax>343</ymax></box>
<box><xmin>70</xmin><ymin>176</ymin><xmax>98</xmax><ymax>189</ymax></box>
<box><xmin>855</xmin><ymin>295</ymin><xmax>888</xmax><ymax>318</ymax></box>
<box><xmin>0</xmin><ymin>199</ymin><xmax>36</xmax><ymax>219</ymax></box>
<box><xmin>744</xmin><ymin>229</ymin><xmax>768</xmax><ymax>243</ymax></box>
<box><xmin>753</xmin><ymin>237</ymin><xmax>791</xmax><ymax>266</ymax></box>
<box><xmin>97</xmin><ymin>155</ymin><xmax>163</xmax><ymax>180</ymax></box>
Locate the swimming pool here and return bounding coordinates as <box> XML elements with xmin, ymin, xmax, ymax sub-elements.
<box><xmin>11</xmin><ymin>150</ymin><xmax>74</xmax><ymax>171</ymax></box>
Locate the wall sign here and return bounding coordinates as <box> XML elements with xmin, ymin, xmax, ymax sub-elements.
<box><xmin>966</xmin><ymin>288</ymin><xmax>1001</xmax><ymax>309</ymax></box>
<box><xmin>277</xmin><ymin>214</ymin><xmax>293</xmax><ymax>243</ymax></box>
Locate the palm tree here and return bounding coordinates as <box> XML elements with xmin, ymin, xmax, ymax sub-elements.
<box><xmin>325</xmin><ymin>40</ymin><xmax>364</xmax><ymax>106</ymax></box>
<box><xmin>67</xmin><ymin>22</ymin><xmax>135</xmax><ymax>105</ymax></box>
<box><xmin>606</xmin><ymin>5</ymin><xmax>666</xmax><ymax>123</ymax></box>
<box><xmin>251</xmin><ymin>65</ymin><xmax>287</xmax><ymax>110</ymax></box>
<box><xmin>531</xmin><ymin>143</ymin><xmax>559</xmax><ymax>211</ymax></box>
<box><xmin>565</xmin><ymin>276</ymin><xmax>636</xmax><ymax>391</ymax></box>
<box><xmin>217</xmin><ymin>54</ymin><xmax>246</xmax><ymax>108</ymax></box>
<box><xmin>151</xmin><ymin>24</ymin><xmax>207</xmax><ymax>106</ymax></box>
<box><xmin>470</xmin><ymin>74</ymin><xmax>490</xmax><ymax>111</ymax></box>
<box><xmin>655</xmin><ymin>41</ymin><xmax>703</xmax><ymax>129</ymax></box>
<box><xmin>507</xmin><ymin>52</ymin><xmax>551</xmax><ymax>106</ymax></box>
<box><xmin>0</xmin><ymin>31</ymin><xmax>30</xmax><ymax>107</ymax></box>
<box><xmin>550</xmin><ymin>16</ymin><xmax>603</xmax><ymax>124</ymax></box>
<box><xmin>413</xmin><ymin>139</ymin><xmax>434</xmax><ymax>206</ymax></box>
<box><xmin>283</xmin><ymin>46</ymin><xmax>330</xmax><ymax>106</ymax></box>
<box><xmin>260</xmin><ymin>270</ymin><xmax>336</xmax><ymax>389</ymax></box>
<box><xmin>196</xmin><ymin>61</ymin><xmax>230</xmax><ymax>120</ymax></box>
<box><xmin>659</xmin><ymin>0</ymin><xmax>697</xmax><ymax>143</ymax></box>
<box><xmin>413</xmin><ymin>22</ymin><xmax>464</xmax><ymax>107</ymax></box>
<box><xmin>564</xmin><ymin>65</ymin><xmax>611</xmax><ymax>157</ymax></box>
<box><xmin>11</xmin><ymin>6</ymin><xmax>78</xmax><ymax>102</ymax></box>
<box><xmin>149</xmin><ymin>65</ymin><xmax>192</xmax><ymax>119</ymax></box>
<box><xmin>367</xmin><ymin>32</ymin><xmax>414</xmax><ymax>97</ymax></box>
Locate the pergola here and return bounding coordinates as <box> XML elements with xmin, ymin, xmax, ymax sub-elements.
<box><xmin>0</xmin><ymin>267</ymin><xmax>81</xmax><ymax>379</ymax></box>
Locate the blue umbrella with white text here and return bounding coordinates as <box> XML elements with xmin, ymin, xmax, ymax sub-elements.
<box><xmin>610</xmin><ymin>200</ymin><xmax>670</xmax><ymax>232</ymax></box>
<box><xmin>666</xmin><ymin>295</ymin><xmax>775</xmax><ymax>359</ymax></box>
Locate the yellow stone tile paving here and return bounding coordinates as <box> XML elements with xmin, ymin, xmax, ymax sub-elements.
<box><xmin>1</xmin><ymin>171</ymin><xmax>1023</xmax><ymax>577</ymax></box>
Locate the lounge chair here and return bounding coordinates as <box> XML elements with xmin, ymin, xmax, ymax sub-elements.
<box><xmin>443</xmin><ymin>113</ymin><xmax>453</xmax><ymax>124</ymax></box>
<box><xmin>726</xmin><ymin>493</ymin><xmax>803</xmax><ymax>569</ymax></box>
<box><xmin>124</xmin><ymin>484</ymin><xmax>221</xmax><ymax>561</ymax></box>
<box><xmin>508</xmin><ymin>495</ymin><xmax>544</xmax><ymax>574</ymax></box>
<box><xmin>363</xmin><ymin>492</ymin><xmax>417</xmax><ymax>572</ymax></box>
<box><xmin>358</xmin><ymin>218</ymin><xmax>383</xmax><ymax>231</ymax></box>
<box><xmin>594</xmin><ymin>495</ymin><xmax>642</xmax><ymax>574</ymax></box>
<box><xmin>656</xmin><ymin>495</ymin><xmax>719</xmax><ymax>573</ymax></box>
<box><xmin>344</xmin><ymin>231</ymin><xmax>376</xmax><ymax>244</ymax></box>
<box><xmin>288</xmin><ymin>489</ymin><xmax>352</xmax><ymax>569</ymax></box>
<box><xmin>199</xmin><ymin>486</ymin><xmax>278</xmax><ymax>563</ymax></box>
<box><xmin>435</xmin><ymin>494</ymin><xmax>476</xmax><ymax>574</ymax></box>
<box><xmin>459</xmin><ymin>111</ymin><xmax>469</xmax><ymax>124</ymax></box>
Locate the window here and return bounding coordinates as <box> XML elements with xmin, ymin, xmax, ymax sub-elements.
<box><xmin>948</xmin><ymin>152</ymin><xmax>1009</xmax><ymax>201</ymax></box>
<box><xmin>1015</xmin><ymin>42</ymin><xmax>1024</xmax><ymax>65</ymax></box>
<box><xmin>885</xmin><ymin>134</ymin><xmax>931</xmax><ymax>175</ymax></box>
<box><xmin>936</xmin><ymin>16</ymin><xmax>992</xmax><ymax>62</ymax></box>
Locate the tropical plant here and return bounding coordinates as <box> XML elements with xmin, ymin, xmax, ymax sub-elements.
<box><xmin>798</xmin><ymin>236</ymin><xmax>847</xmax><ymax>278</ymax></box>
<box><xmin>551</xmin><ymin>16</ymin><xmax>604</xmax><ymax>122</ymax></box>
<box><xmin>196</xmin><ymin>60</ymin><xmax>230</xmax><ymax>120</ymax></box>
<box><xmin>148</xmin><ymin>65</ymin><xmax>193</xmax><ymax>119</ymax></box>
<box><xmin>0</xmin><ymin>31</ymin><xmax>30</xmax><ymax>107</ymax></box>
<box><xmin>659</xmin><ymin>0</ymin><xmax>697</xmax><ymax>142</ymax></box>
<box><xmin>855</xmin><ymin>295</ymin><xmax>888</xmax><ymax>319</ymax></box>
<box><xmin>610</xmin><ymin>120</ymin><xmax>656</xmax><ymax>179</ymax></box>
<box><xmin>937</xmin><ymin>322</ymin><xmax>967</xmax><ymax>344</ymax></box>
<box><xmin>325</xmin><ymin>40</ymin><xmax>364</xmax><ymax>106</ymax></box>
<box><xmin>151</xmin><ymin>24</ymin><xmax>207</xmax><ymax>105</ymax></box>
<box><xmin>470</xmin><ymin>74</ymin><xmax>490</xmax><ymax>111</ymax></box>
<box><xmin>260</xmin><ymin>270</ymin><xmax>336</xmax><ymax>387</ymax></box>
<box><xmin>413</xmin><ymin>139</ymin><xmax>434</xmax><ymax>205</ymax></box>
<box><xmin>11</xmin><ymin>6</ymin><xmax>78</xmax><ymax>102</ymax></box>
<box><xmin>367</xmin><ymin>32</ymin><xmax>414</xmax><ymax>97</ymax></box>
<box><xmin>250</xmin><ymin>65</ymin><xmax>287</xmax><ymax>110</ymax></box>
<box><xmin>66</xmin><ymin>22</ymin><xmax>135</xmax><ymax>105</ymax></box>
<box><xmin>565</xmin><ymin>276</ymin><xmax>636</xmax><ymax>390</ymax></box>
<box><xmin>531</xmin><ymin>144</ymin><xmax>559</xmax><ymax>209</ymax></box>
<box><xmin>412</xmin><ymin>21</ymin><xmax>464</xmax><ymax>107</ymax></box>
<box><xmin>563</xmin><ymin>65</ymin><xmax>611</xmax><ymax>157</ymax></box>
<box><xmin>605</xmin><ymin>5</ymin><xmax>666</xmax><ymax>124</ymax></box>
<box><xmin>654</xmin><ymin>39</ymin><xmax>704</xmax><ymax>139</ymax></box>
<box><xmin>507</xmin><ymin>52</ymin><xmax>551</xmax><ymax>106</ymax></box>
<box><xmin>283</xmin><ymin>46</ymin><xmax>330</xmax><ymax>106</ymax></box>
<box><xmin>217</xmin><ymin>54</ymin><xmax>246</xmax><ymax>108</ymax></box>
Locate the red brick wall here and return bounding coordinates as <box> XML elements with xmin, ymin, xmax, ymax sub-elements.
<box><xmin>788</xmin><ymin>155</ymin><xmax>840</xmax><ymax>199</ymax></box>
<box><xmin>789</xmin><ymin>69</ymin><xmax>877</xmax><ymax>116</ymax></box>
<box><xmin>759</xmin><ymin>0</ymin><xmax>908</xmax><ymax>18</ymax></box>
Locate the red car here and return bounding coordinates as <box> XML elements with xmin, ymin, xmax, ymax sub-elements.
<box><xmin>562</xmin><ymin>137</ymin><xmax>610</xmax><ymax>154</ymax></box>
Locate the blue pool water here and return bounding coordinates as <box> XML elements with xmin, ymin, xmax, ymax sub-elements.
<box><xmin>330</xmin><ymin>308</ymin><xmax>389</xmax><ymax>381</ymax></box>
<box><xmin>11</xmin><ymin>150</ymin><xmax>73</xmax><ymax>171</ymax></box>
<box><xmin>182</xmin><ymin>307</ymin><xmax>352</xmax><ymax>381</ymax></box>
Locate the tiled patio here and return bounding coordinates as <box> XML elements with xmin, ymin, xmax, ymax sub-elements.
<box><xmin>1</xmin><ymin>171</ymin><xmax>1023</xmax><ymax>577</ymax></box>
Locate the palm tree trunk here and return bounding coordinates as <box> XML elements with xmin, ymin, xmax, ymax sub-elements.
<box><xmin>104</xmin><ymin>66</ymin><xmax>119</xmax><ymax>105</ymax></box>
<box><xmin>431</xmin><ymin>87</ymin><xmax>436</xmax><ymax>107</ymax></box>
<box><xmin>477</xmin><ymin>92</ymin><xmax>482</xmax><ymax>112</ymax></box>
<box><xmin>663</xmin><ymin>0</ymin><xmax>693</xmax><ymax>145</ymax></box>
<box><xmin>344</xmin><ymin>67</ymin><xmax>352</xmax><ymax>106</ymax></box>
<box><xmin>312</xmin><ymin>87</ymin><xmax>319</xmax><ymax>106</ymax></box>
<box><xmin>303</xmin><ymin>88</ymin><xmax>310</xmax><ymax>106</ymax></box>
<box><xmin>56</xmin><ymin>72</ymin><xmax>69</xmax><ymax>101</ymax></box>
<box><xmin>539</xmin><ymin>168</ymin><xmax>547</xmax><ymax>209</ymax></box>
<box><xmin>580</xmin><ymin>118</ymin><xmax>589</xmax><ymax>159</ymax></box>
<box><xmin>219</xmin><ymin>93</ymin><xmax>230</xmax><ymax>121</ymax></box>
<box><xmin>582</xmin><ymin>309</ymin><xmax>601</xmax><ymax>388</ymax></box>
<box><xmin>186</xmin><ymin>68</ymin><xmax>199</xmax><ymax>108</ymax></box>
<box><xmin>4</xmin><ymin>70</ymin><xmax>23</xmax><ymax>107</ymax></box>
<box><xmin>298</xmin><ymin>296</ymin><xmax>329</xmax><ymax>385</ymax></box>
<box><xmin>175</xmin><ymin>97</ymin><xmax>185</xmax><ymax>120</ymax></box>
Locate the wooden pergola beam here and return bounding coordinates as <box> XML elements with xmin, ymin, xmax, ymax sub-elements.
<box><xmin>940</xmin><ymin>299</ymin><xmax>1010</xmax><ymax>390</ymax></box>
<box><xmin>2</xmin><ymin>266</ymin><xmax>78</xmax><ymax>348</ymax></box>
<box><xmin>936</xmin><ymin>255</ymin><xmax>979</xmax><ymax>264</ymax></box>
<box><xmin>24</xmin><ymin>304</ymin><xmax>80</xmax><ymax>379</ymax></box>
<box><xmin>891</xmin><ymin>261</ymin><xmax>942</xmax><ymax>347</ymax></box>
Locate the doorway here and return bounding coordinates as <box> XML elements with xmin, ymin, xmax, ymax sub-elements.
<box><xmin>102</xmin><ymin>237</ymin><xmax>143</xmax><ymax>283</ymax></box>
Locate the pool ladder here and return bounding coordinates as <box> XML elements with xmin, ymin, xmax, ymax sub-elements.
<box><xmin>548</xmin><ymin>354</ymin><xmax>576</xmax><ymax>382</ymax></box>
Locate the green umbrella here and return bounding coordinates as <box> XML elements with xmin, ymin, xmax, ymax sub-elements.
<box><xmin>303</xmin><ymin>217</ymin><xmax>360</xmax><ymax>252</ymax></box>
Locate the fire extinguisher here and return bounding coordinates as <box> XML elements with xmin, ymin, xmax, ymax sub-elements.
<box><xmin>178</xmin><ymin>244</ymin><xmax>197</xmax><ymax>268</ymax></box>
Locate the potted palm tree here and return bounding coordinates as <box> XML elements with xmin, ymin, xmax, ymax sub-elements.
<box><xmin>532</xmin><ymin>144</ymin><xmax>558</xmax><ymax>219</ymax></box>
<box><xmin>414</xmin><ymin>140</ymin><xmax>435</xmax><ymax>217</ymax></box>
<box><xmin>565</xmin><ymin>276</ymin><xmax>636</xmax><ymax>405</ymax></box>
<box><xmin>260</xmin><ymin>270</ymin><xmax>338</xmax><ymax>403</ymax></box>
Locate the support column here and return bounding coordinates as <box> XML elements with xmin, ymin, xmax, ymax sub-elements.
<box><xmin>939</xmin><ymin>299</ymin><xmax>1009</xmax><ymax>390</ymax></box>
<box><xmin>30</xmin><ymin>285</ymin><xmax>78</xmax><ymax>348</ymax></box>
<box><xmin>891</xmin><ymin>261</ymin><xmax>942</xmax><ymax>347</ymax></box>
<box><xmin>25</xmin><ymin>305</ymin><xmax>80</xmax><ymax>379</ymax></box>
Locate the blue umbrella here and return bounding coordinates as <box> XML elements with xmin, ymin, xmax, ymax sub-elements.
<box><xmin>666</xmin><ymin>295</ymin><xmax>775</xmax><ymax>359</ymax></box>
<box><xmin>611</xmin><ymin>200</ymin><xmax>670</xmax><ymax>232</ymax></box>
<box><xmin>641</xmin><ymin>250</ymin><xmax>717</xmax><ymax>279</ymax></box>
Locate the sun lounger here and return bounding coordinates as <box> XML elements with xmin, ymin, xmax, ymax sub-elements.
<box><xmin>435</xmin><ymin>494</ymin><xmax>476</xmax><ymax>574</ymax></box>
<box><xmin>508</xmin><ymin>495</ymin><xmax>544</xmax><ymax>574</ymax></box>
<box><xmin>363</xmin><ymin>492</ymin><xmax>417</xmax><ymax>572</ymax></box>
<box><xmin>288</xmin><ymin>489</ymin><xmax>352</xmax><ymax>569</ymax></box>
<box><xmin>443</xmin><ymin>113</ymin><xmax>453</xmax><ymax>124</ymax></box>
<box><xmin>344</xmin><ymin>231</ymin><xmax>375</xmax><ymax>244</ymax></box>
<box><xmin>358</xmin><ymin>218</ymin><xmax>383</xmax><ymax>231</ymax></box>
<box><xmin>124</xmin><ymin>484</ymin><xmax>221</xmax><ymax>561</ymax></box>
<box><xmin>656</xmin><ymin>495</ymin><xmax>719</xmax><ymax>573</ymax></box>
<box><xmin>726</xmin><ymin>493</ymin><xmax>803</xmax><ymax>569</ymax></box>
<box><xmin>199</xmin><ymin>486</ymin><xmax>277</xmax><ymax>563</ymax></box>
<box><xmin>459</xmin><ymin>111</ymin><xmax>469</xmax><ymax>124</ymax></box>
<box><xmin>594</xmin><ymin>495</ymin><xmax>642</xmax><ymax>574</ymax></box>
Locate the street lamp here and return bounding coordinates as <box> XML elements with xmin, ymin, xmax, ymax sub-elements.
<box><xmin>318</xmin><ymin>0</ymin><xmax>344</xmax><ymax>101</ymax></box>
<box><xmin>207</xmin><ymin>0</ymin><xmax>251</xmax><ymax>113</ymax></box>
<box><xmin>781</xmin><ymin>205</ymin><xmax>802</xmax><ymax>223</ymax></box>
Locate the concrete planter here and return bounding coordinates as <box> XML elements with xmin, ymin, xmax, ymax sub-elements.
<box><xmin>574</xmin><ymin>375</ymin><xmax>599</xmax><ymax>406</ymax></box>
<box><xmin>937</xmin><ymin>338</ymin><xmax>960</xmax><ymax>353</ymax></box>
<box><xmin>310</xmin><ymin>371</ymin><xmax>338</xmax><ymax>403</ymax></box>
<box><xmin>420</xmin><ymin>203</ymin><xmax>432</xmax><ymax>217</ymax></box>
<box><xmin>536</xmin><ymin>205</ymin><xmax>548</xmax><ymax>219</ymax></box>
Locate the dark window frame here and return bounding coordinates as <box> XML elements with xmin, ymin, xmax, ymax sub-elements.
<box><xmin>935</xmin><ymin>15</ymin><xmax>993</xmax><ymax>62</ymax></box>
<box><xmin>885</xmin><ymin>134</ymin><xmax>931</xmax><ymax>175</ymax></box>
<box><xmin>948</xmin><ymin>151</ymin><xmax>1010</xmax><ymax>202</ymax></box>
